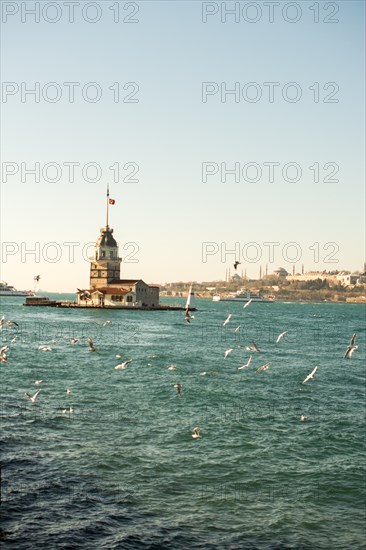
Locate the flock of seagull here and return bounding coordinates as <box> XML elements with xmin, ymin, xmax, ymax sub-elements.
<box><xmin>0</xmin><ymin>307</ymin><xmax>360</xmax><ymax>438</ymax></box>
<box><xmin>182</xmin><ymin>303</ymin><xmax>359</xmax><ymax>434</ymax></box>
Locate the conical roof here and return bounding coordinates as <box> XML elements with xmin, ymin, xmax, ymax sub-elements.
<box><xmin>96</xmin><ymin>226</ymin><xmax>118</xmax><ymax>248</ymax></box>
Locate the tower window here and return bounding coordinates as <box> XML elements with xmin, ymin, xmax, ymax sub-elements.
<box><xmin>101</xmin><ymin>251</ymin><xmax>105</xmax><ymax>258</ymax></box>
<box><xmin>110</xmin><ymin>251</ymin><xmax>114</xmax><ymax>258</ymax></box>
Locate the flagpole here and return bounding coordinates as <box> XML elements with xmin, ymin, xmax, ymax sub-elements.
<box><xmin>106</xmin><ymin>183</ymin><xmax>109</xmax><ymax>228</ymax></box>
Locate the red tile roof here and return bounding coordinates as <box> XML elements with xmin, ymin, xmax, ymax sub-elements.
<box><xmin>92</xmin><ymin>287</ymin><xmax>131</xmax><ymax>295</ymax></box>
<box><xmin>109</xmin><ymin>279</ymin><xmax>141</xmax><ymax>285</ymax></box>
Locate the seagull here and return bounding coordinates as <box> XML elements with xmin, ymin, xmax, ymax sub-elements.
<box><xmin>200</xmin><ymin>371</ymin><xmax>207</xmax><ymax>376</ymax></box>
<box><xmin>276</xmin><ymin>331</ymin><xmax>287</xmax><ymax>343</ymax></box>
<box><xmin>25</xmin><ymin>389</ymin><xmax>41</xmax><ymax>403</ymax></box>
<box><xmin>11</xmin><ymin>337</ymin><xmax>17</xmax><ymax>343</ymax></box>
<box><xmin>300</xmin><ymin>415</ymin><xmax>308</xmax><ymax>422</ymax></box>
<box><xmin>174</xmin><ymin>383</ymin><xmax>182</xmax><ymax>396</ymax></box>
<box><xmin>0</xmin><ymin>353</ymin><xmax>8</xmax><ymax>363</ymax></box>
<box><xmin>234</xmin><ymin>325</ymin><xmax>241</xmax><ymax>333</ymax></box>
<box><xmin>224</xmin><ymin>348</ymin><xmax>234</xmax><ymax>359</ymax></box>
<box><xmin>243</xmin><ymin>342</ymin><xmax>261</xmax><ymax>352</ymax></box>
<box><xmin>70</xmin><ymin>338</ymin><xmax>80</xmax><ymax>344</ymax></box>
<box><xmin>238</xmin><ymin>356</ymin><xmax>253</xmax><ymax>370</ymax></box>
<box><xmin>87</xmin><ymin>337</ymin><xmax>97</xmax><ymax>352</ymax></box>
<box><xmin>34</xmin><ymin>380</ymin><xmax>43</xmax><ymax>385</ymax></box>
<box><xmin>115</xmin><ymin>354</ymin><xmax>121</xmax><ymax>359</ymax></box>
<box><xmin>0</xmin><ymin>317</ymin><xmax>19</xmax><ymax>328</ymax></box>
<box><xmin>168</xmin><ymin>364</ymin><xmax>177</xmax><ymax>371</ymax></box>
<box><xmin>303</xmin><ymin>366</ymin><xmax>318</xmax><ymax>384</ymax></box>
<box><xmin>192</xmin><ymin>426</ymin><xmax>202</xmax><ymax>439</ymax></box>
<box><xmin>223</xmin><ymin>314</ymin><xmax>232</xmax><ymax>327</ymax></box>
<box><xmin>38</xmin><ymin>346</ymin><xmax>52</xmax><ymax>352</ymax></box>
<box><xmin>103</xmin><ymin>321</ymin><xmax>112</xmax><ymax>326</ymax></box>
<box><xmin>77</xmin><ymin>288</ymin><xmax>91</xmax><ymax>300</ymax></box>
<box><xmin>344</xmin><ymin>334</ymin><xmax>358</xmax><ymax>359</ymax></box>
<box><xmin>66</xmin><ymin>388</ymin><xmax>71</xmax><ymax>395</ymax></box>
<box><xmin>256</xmin><ymin>361</ymin><xmax>272</xmax><ymax>373</ymax></box>
<box><xmin>115</xmin><ymin>360</ymin><xmax>132</xmax><ymax>370</ymax></box>
<box><xmin>185</xmin><ymin>308</ymin><xmax>192</xmax><ymax>324</ymax></box>
<box><xmin>243</xmin><ymin>299</ymin><xmax>253</xmax><ymax>309</ymax></box>
<box><xmin>233</xmin><ymin>261</ymin><xmax>241</xmax><ymax>270</ymax></box>
<box><xmin>0</xmin><ymin>345</ymin><xmax>9</xmax><ymax>356</ymax></box>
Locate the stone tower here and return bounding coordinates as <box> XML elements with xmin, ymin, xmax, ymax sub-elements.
<box><xmin>89</xmin><ymin>185</ymin><xmax>121</xmax><ymax>290</ymax></box>
<box><xmin>89</xmin><ymin>225</ymin><xmax>121</xmax><ymax>289</ymax></box>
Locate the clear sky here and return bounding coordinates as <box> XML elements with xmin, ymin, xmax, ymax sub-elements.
<box><xmin>1</xmin><ymin>0</ymin><xmax>365</xmax><ymax>291</ymax></box>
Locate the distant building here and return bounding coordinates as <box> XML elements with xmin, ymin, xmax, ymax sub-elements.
<box><xmin>287</xmin><ymin>271</ymin><xmax>336</xmax><ymax>283</ymax></box>
<box><xmin>273</xmin><ymin>267</ymin><xmax>289</xmax><ymax>278</ymax></box>
<box><xmin>336</xmin><ymin>273</ymin><xmax>361</xmax><ymax>287</ymax></box>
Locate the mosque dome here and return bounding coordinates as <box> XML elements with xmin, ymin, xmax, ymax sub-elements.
<box><xmin>273</xmin><ymin>267</ymin><xmax>289</xmax><ymax>276</ymax></box>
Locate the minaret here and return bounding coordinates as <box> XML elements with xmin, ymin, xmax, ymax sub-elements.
<box><xmin>89</xmin><ymin>186</ymin><xmax>122</xmax><ymax>290</ymax></box>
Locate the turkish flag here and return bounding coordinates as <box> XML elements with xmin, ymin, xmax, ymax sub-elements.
<box><xmin>109</xmin><ymin>199</ymin><xmax>115</xmax><ymax>205</ymax></box>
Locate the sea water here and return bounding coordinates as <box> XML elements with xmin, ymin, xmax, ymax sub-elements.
<box><xmin>1</xmin><ymin>296</ymin><xmax>365</xmax><ymax>549</ymax></box>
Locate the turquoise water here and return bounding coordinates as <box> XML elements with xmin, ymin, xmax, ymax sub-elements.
<box><xmin>1</xmin><ymin>296</ymin><xmax>365</xmax><ymax>549</ymax></box>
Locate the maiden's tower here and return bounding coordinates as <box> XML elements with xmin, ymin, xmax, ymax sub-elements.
<box><xmin>76</xmin><ymin>188</ymin><xmax>160</xmax><ymax>308</ymax></box>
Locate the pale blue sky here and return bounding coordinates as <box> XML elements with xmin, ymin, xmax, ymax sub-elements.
<box><xmin>1</xmin><ymin>1</ymin><xmax>365</xmax><ymax>291</ymax></box>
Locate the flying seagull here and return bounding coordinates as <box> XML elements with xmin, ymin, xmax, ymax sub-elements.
<box><xmin>233</xmin><ymin>261</ymin><xmax>241</xmax><ymax>270</ymax></box>
<box><xmin>256</xmin><ymin>361</ymin><xmax>272</xmax><ymax>373</ymax></box>
<box><xmin>115</xmin><ymin>360</ymin><xmax>132</xmax><ymax>370</ymax></box>
<box><xmin>34</xmin><ymin>380</ymin><xmax>43</xmax><ymax>385</ymax></box>
<box><xmin>238</xmin><ymin>356</ymin><xmax>253</xmax><ymax>370</ymax></box>
<box><xmin>192</xmin><ymin>426</ymin><xmax>202</xmax><ymax>439</ymax></box>
<box><xmin>103</xmin><ymin>321</ymin><xmax>112</xmax><ymax>326</ymax></box>
<box><xmin>87</xmin><ymin>337</ymin><xmax>97</xmax><ymax>352</ymax></box>
<box><xmin>242</xmin><ymin>342</ymin><xmax>261</xmax><ymax>352</ymax></box>
<box><xmin>303</xmin><ymin>366</ymin><xmax>318</xmax><ymax>384</ymax></box>
<box><xmin>174</xmin><ymin>383</ymin><xmax>182</xmax><ymax>396</ymax></box>
<box><xmin>344</xmin><ymin>334</ymin><xmax>358</xmax><ymax>359</ymax></box>
<box><xmin>276</xmin><ymin>331</ymin><xmax>287</xmax><ymax>343</ymax></box>
<box><xmin>0</xmin><ymin>317</ymin><xmax>19</xmax><ymax>328</ymax></box>
<box><xmin>25</xmin><ymin>389</ymin><xmax>41</xmax><ymax>403</ymax></box>
<box><xmin>38</xmin><ymin>346</ymin><xmax>52</xmax><ymax>352</ymax></box>
<box><xmin>185</xmin><ymin>308</ymin><xmax>193</xmax><ymax>324</ymax></box>
<box><xmin>300</xmin><ymin>415</ymin><xmax>308</xmax><ymax>422</ymax></box>
<box><xmin>223</xmin><ymin>314</ymin><xmax>232</xmax><ymax>327</ymax></box>
<box><xmin>243</xmin><ymin>299</ymin><xmax>253</xmax><ymax>309</ymax></box>
<box><xmin>77</xmin><ymin>288</ymin><xmax>91</xmax><ymax>300</ymax></box>
<box><xmin>234</xmin><ymin>325</ymin><xmax>241</xmax><ymax>333</ymax></box>
<box><xmin>224</xmin><ymin>348</ymin><xmax>234</xmax><ymax>359</ymax></box>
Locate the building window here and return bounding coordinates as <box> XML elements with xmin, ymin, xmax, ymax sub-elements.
<box><xmin>110</xmin><ymin>251</ymin><xmax>114</xmax><ymax>258</ymax></box>
<box><xmin>127</xmin><ymin>295</ymin><xmax>133</xmax><ymax>303</ymax></box>
<box><xmin>101</xmin><ymin>251</ymin><xmax>105</xmax><ymax>258</ymax></box>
